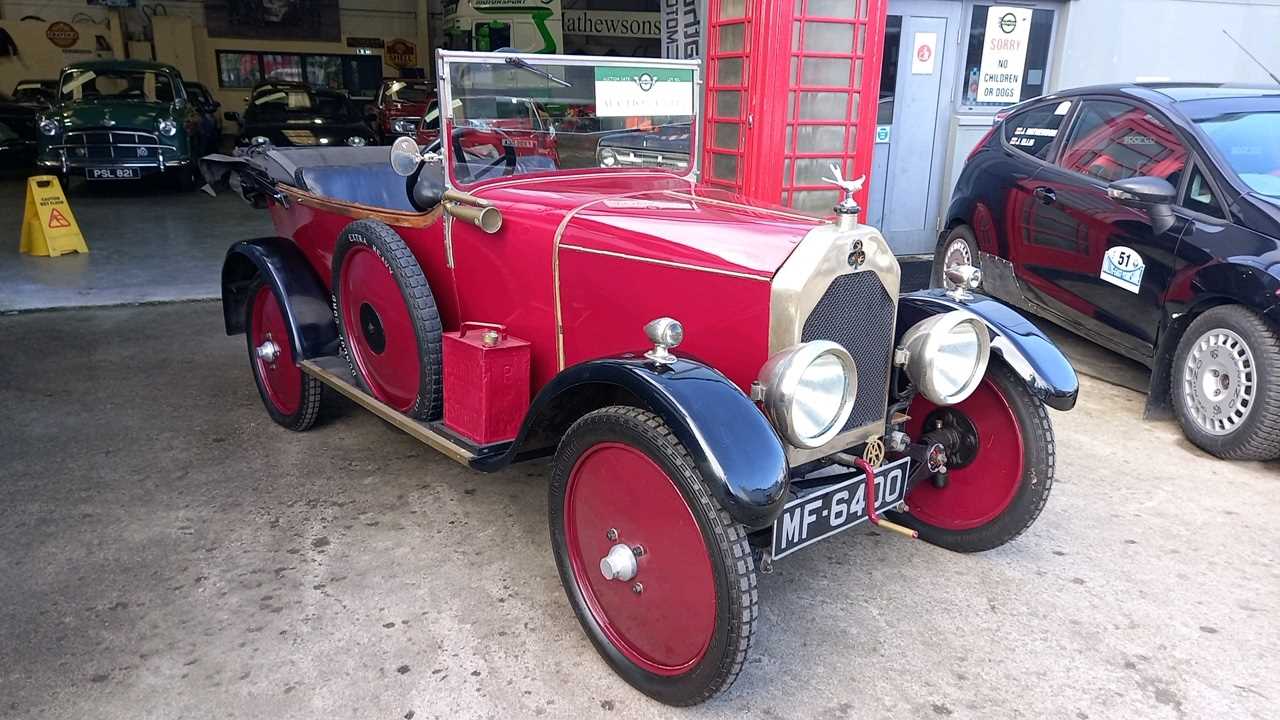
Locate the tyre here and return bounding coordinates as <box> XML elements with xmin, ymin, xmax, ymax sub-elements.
<box><xmin>549</xmin><ymin>406</ymin><xmax>757</xmax><ymax>706</ymax></box>
<box><xmin>245</xmin><ymin>280</ymin><xmax>323</xmax><ymax>431</ymax></box>
<box><xmin>1171</xmin><ymin>306</ymin><xmax>1280</xmax><ymax>461</ymax></box>
<box><xmin>331</xmin><ymin>219</ymin><xmax>442</xmax><ymax>420</ymax></box>
<box><xmin>930</xmin><ymin>224</ymin><xmax>980</xmax><ymax>289</ymax></box>
<box><xmin>889</xmin><ymin>360</ymin><xmax>1055</xmax><ymax>553</ymax></box>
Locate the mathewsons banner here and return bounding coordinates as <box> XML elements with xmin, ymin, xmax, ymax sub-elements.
<box><xmin>593</xmin><ymin>67</ymin><xmax>694</xmax><ymax>117</ymax></box>
<box><xmin>976</xmin><ymin>6</ymin><xmax>1032</xmax><ymax>104</ymax></box>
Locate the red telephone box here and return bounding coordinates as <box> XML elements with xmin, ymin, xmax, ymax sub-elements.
<box><xmin>702</xmin><ymin>0</ymin><xmax>887</xmax><ymax>214</ymax></box>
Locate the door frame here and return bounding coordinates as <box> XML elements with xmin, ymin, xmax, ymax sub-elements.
<box><xmin>875</xmin><ymin>0</ymin><xmax>963</xmax><ymax>255</ymax></box>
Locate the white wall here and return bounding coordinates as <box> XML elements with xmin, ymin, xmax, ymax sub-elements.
<box><xmin>1053</xmin><ymin>0</ymin><xmax>1280</xmax><ymax>88</ymax></box>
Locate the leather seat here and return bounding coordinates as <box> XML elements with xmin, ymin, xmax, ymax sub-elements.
<box><xmin>298</xmin><ymin>162</ymin><xmax>417</xmax><ymax>212</ymax></box>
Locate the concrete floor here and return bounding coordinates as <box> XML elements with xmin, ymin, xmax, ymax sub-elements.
<box><xmin>0</xmin><ymin>177</ymin><xmax>272</xmax><ymax>312</ymax></box>
<box><xmin>1</xmin><ymin>301</ymin><xmax>1276</xmax><ymax>720</ymax></box>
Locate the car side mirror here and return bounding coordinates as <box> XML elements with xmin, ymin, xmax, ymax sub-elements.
<box><xmin>224</xmin><ymin>111</ymin><xmax>240</xmax><ymax>123</ymax></box>
<box><xmin>1108</xmin><ymin>176</ymin><xmax>1177</xmax><ymax>235</ymax></box>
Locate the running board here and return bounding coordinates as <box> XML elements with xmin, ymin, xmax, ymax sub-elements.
<box><xmin>299</xmin><ymin>357</ymin><xmax>476</xmax><ymax>465</ymax></box>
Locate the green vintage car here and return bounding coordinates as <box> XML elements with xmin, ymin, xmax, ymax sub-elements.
<box><xmin>36</xmin><ymin>60</ymin><xmax>202</xmax><ymax>189</ymax></box>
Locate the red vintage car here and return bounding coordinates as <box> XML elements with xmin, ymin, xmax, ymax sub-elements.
<box><xmin>212</xmin><ymin>51</ymin><xmax>1078</xmax><ymax>705</ymax></box>
<box><xmin>370</xmin><ymin>79</ymin><xmax>435</xmax><ymax>145</ymax></box>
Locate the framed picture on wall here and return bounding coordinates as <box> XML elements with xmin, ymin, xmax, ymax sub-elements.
<box><xmin>205</xmin><ymin>0</ymin><xmax>341</xmax><ymax>43</ymax></box>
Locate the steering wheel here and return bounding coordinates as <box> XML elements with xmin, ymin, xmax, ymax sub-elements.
<box><xmin>450</xmin><ymin>125</ymin><xmax>519</xmax><ymax>183</ymax></box>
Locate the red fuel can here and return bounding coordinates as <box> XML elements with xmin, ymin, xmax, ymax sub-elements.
<box><xmin>442</xmin><ymin>322</ymin><xmax>531</xmax><ymax>445</ymax></box>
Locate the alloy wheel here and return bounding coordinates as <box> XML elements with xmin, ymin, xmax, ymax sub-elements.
<box><xmin>1180</xmin><ymin>327</ymin><xmax>1257</xmax><ymax>436</ymax></box>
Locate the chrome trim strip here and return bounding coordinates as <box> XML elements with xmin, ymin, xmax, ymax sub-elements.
<box><xmin>550</xmin><ymin>191</ymin><xmax>668</xmax><ymax>370</ymax></box>
<box><xmin>560</xmin><ymin>244</ymin><xmax>774</xmax><ymax>282</ymax></box>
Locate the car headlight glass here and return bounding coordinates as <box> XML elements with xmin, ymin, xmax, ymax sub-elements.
<box><xmin>758</xmin><ymin>340</ymin><xmax>857</xmax><ymax>448</ymax></box>
<box><xmin>392</xmin><ymin>119</ymin><xmax>417</xmax><ymax>134</ymax></box>
<box><xmin>347</xmin><ymin>136</ymin><xmax>367</xmax><ymax>146</ymax></box>
<box><xmin>599</xmin><ymin>147</ymin><xmax>617</xmax><ymax>167</ymax></box>
<box><xmin>39</xmin><ymin>118</ymin><xmax>60</xmax><ymax>136</ymax></box>
<box><xmin>250</xmin><ymin>135</ymin><xmax>270</xmax><ymax>146</ymax></box>
<box><xmin>899</xmin><ymin>310</ymin><xmax>991</xmax><ymax>405</ymax></box>
<box><xmin>158</xmin><ymin>119</ymin><xmax>178</xmax><ymax>136</ymax></box>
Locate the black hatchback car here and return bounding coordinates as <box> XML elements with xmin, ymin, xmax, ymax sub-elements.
<box><xmin>937</xmin><ymin>83</ymin><xmax>1280</xmax><ymax>461</ymax></box>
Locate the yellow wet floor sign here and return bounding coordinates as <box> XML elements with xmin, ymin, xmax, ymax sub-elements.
<box><xmin>19</xmin><ymin>175</ymin><xmax>88</xmax><ymax>257</ymax></box>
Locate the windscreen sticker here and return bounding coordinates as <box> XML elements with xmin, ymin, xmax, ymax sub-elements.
<box><xmin>593</xmin><ymin>67</ymin><xmax>694</xmax><ymax>118</ymax></box>
<box><xmin>1100</xmin><ymin>246</ymin><xmax>1145</xmax><ymax>294</ymax></box>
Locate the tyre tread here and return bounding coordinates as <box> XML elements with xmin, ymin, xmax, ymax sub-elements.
<box><xmin>331</xmin><ymin>219</ymin><xmax>443</xmax><ymax>420</ymax></box>
<box><xmin>551</xmin><ymin>406</ymin><xmax>757</xmax><ymax>706</ymax></box>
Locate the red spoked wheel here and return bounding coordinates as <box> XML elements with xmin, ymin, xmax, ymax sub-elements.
<box><xmin>245</xmin><ymin>281</ymin><xmax>323</xmax><ymax>431</ymax></box>
<box><xmin>890</xmin><ymin>361</ymin><xmax>1055</xmax><ymax>553</ymax></box>
<box><xmin>549</xmin><ymin>406</ymin><xmax>757</xmax><ymax>706</ymax></box>
<box><xmin>331</xmin><ymin>220</ymin><xmax>442</xmax><ymax>420</ymax></box>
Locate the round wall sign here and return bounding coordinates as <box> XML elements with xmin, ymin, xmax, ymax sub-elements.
<box><xmin>47</xmin><ymin>21</ymin><xmax>80</xmax><ymax>49</ymax></box>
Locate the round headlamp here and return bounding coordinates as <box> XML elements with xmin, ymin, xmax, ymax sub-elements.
<box><xmin>250</xmin><ymin>135</ymin><xmax>270</xmax><ymax>146</ymax></box>
<box><xmin>898</xmin><ymin>310</ymin><xmax>992</xmax><ymax>406</ymax></box>
<box><xmin>599</xmin><ymin>147</ymin><xmax>617</xmax><ymax>167</ymax></box>
<box><xmin>758</xmin><ymin>341</ymin><xmax>857</xmax><ymax>449</ymax></box>
<box><xmin>158</xmin><ymin>118</ymin><xmax>178</xmax><ymax>137</ymax></box>
<box><xmin>347</xmin><ymin>136</ymin><xmax>367</xmax><ymax>147</ymax></box>
<box><xmin>392</xmin><ymin>118</ymin><xmax>418</xmax><ymax>135</ymax></box>
<box><xmin>39</xmin><ymin>118</ymin><xmax>60</xmax><ymax>136</ymax></box>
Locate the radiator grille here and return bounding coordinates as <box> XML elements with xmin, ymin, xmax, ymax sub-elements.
<box><xmin>800</xmin><ymin>271</ymin><xmax>895</xmax><ymax>432</ymax></box>
<box><xmin>59</xmin><ymin>129</ymin><xmax>165</xmax><ymax>161</ymax></box>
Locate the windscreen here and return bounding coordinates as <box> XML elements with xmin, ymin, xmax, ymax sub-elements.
<box><xmin>249</xmin><ymin>87</ymin><xmax>351</xmax><ymax>120</ymax></box>
<box><xmin>443</xmin><ymin>57</ymin><xmax>696</xmax><ymax>185</ymax></box>
<box><xmin>60</xmin><ymin>69</ymin><xmax>176</xmax><ymax>104</ymax></box>
<box><xmin>384</xmin><ymin>81</ymin><xmax>433</xmax><ymax>104</ymax></box>
<box><xmin>1196</xmin><ymin>110</ymin><xmax>1280</xmax><ymax>198</ymax></box>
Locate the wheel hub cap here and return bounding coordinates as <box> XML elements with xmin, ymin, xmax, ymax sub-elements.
<box><xmin>599</xmin><ymin>543</ymin><xmax>638</xmax><ymax>582</ymax></box>
<box><xmin>1182</xmin><ymin>328</ymin><xmax>1256</xmax><ymax>436</ymax></box>
<box><xmin>255</xmin><ymin>339</ymin><xmax>281</xmax><ymax>364</ymax></box>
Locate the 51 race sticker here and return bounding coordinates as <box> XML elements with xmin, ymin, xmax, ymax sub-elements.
<box><xmin>1100</xmin><ymin>245</ymin><xmax>1145</xmax><ymax>294</ymax></box>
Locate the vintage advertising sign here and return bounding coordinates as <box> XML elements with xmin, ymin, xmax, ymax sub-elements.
<box><xmin>911</xmin><ymin>31</ymin><xmax>937</xmax><ymax>75</ymax></box>
<box><xmin>385</xmin><ymin>39</ymin><xmax>418</xmax><ymax>69</ymax></box>
<box><xmin>976</xmin><ymin>6</ymin><xmax>1032</xmax><ymax>104</ymax></box>
<box><xmin>661</xmin><ymin>0</ymin><xmax>700</xmax><ymax>60</ymax></box>
<box><xmin>564</xmin><ymin>10</ymin><xmax>660</xmax><ymax>38</ymax></box>
<box><xmin>594</xmin><ymin>67</ymin><xmax>694</xmax><ymax>117</ymax></box>
<box><xmin>46</xmin><ymin>21</ymin><xmax>80</xmax><ymax>49</ymax></box>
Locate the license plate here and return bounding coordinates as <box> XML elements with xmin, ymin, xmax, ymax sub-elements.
<box><xmin>771</xmin><ymin>456</ymin><xmax>911</xmax><ymax>560</ymax></box>
<box><xmin>88</xmin><ymin>167</ymin><xmax>140</xmax><ymax>180</ymax></box>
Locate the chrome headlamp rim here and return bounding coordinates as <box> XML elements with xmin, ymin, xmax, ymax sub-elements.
<box><xmin>899</xmin><ymin>310</ymin><xmax>992</xmax><ymax>406</ymax></box>
<box><xmin>758</xmin><ymin>340</ymin><xmax>858</xmax><ymax>449</ymax></box>
<box><xmin>39</xmin><ymin>118</ymin><xmax>60</xmax><ymax>136</ymax></box>
<box><xmin>157</xmin><ymin>118</ymin><xmax>178</xmax><ymax>137</ymax></box>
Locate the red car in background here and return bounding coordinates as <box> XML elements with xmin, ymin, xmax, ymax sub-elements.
<box><xmin>370</xmin><ymin>79</ymin><xmax>435</xmax><ymax>145</ymax></box>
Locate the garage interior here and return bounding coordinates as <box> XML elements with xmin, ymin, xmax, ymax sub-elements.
<box><xmin>2</xmin><ymin>1</ymin><xmax>1277</xmax><ymax>719</ymax></box>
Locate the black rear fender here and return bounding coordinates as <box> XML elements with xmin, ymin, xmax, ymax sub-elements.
<box><xmin>221</xmin><ymin>237</ymin><xmax>339</xmax><ymax>360</ymax></box>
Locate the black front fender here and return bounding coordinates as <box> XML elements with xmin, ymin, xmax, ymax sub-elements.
<box><xmin>475</xmin><ymin>357</ymin><xmax>790</xmax><ymax>531</ymax></box>
<box><xmin>221</xmin><ymin>237</ymin><xmax>339</xmax><ymax>360</ymax></box>
<box><xmin>898</xmin><ymin>289</ymin><xmax>1079</xmax><ymax>411</ymax></box>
